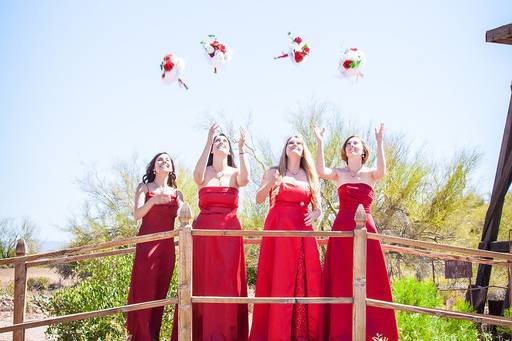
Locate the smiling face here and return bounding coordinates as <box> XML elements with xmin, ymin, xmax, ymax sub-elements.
<box><xmin>153</xmin><ymin>153</ymin><xmax>173</xmax><ymax>175</ymax></box>
<box><xmin>341</xmin><ymin>135</ymin><xmax>369</xmax><ymax>164</ymax></box>
<box><xmin>212</xmin><ymin>134</ymin><xmax>230</xmax><ymax>156</ymax></box>
<box><xmin>285</xmin><ymin>136</ymin><xmax>304</xmax><ymax>159</ymax></box>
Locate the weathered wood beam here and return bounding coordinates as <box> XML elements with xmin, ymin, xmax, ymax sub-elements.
<box><xmin>486</xmin><ymin>24</ymin><xmax>512</xmax><ymax>45</ymax></box>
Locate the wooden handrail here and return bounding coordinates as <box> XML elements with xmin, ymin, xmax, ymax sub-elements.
<box><xmin>366</xmin><ymin>298</ymin><xmax>512</xmax><ymax>328</ymax></box>
<box><xmin>369</xmin><ymin>232</ymin><xmax>512</xmax><ymax>261</ymax></box>
<box><xmin>192</xmin><ymin>230</ymin><xmax>353</xmax><ymax>238</ymax></box>
<box><xmin>191</xmin><ymin>296</ymin><xmax>353</xmax><ymax>304</ymax></box>
<box><xmin>0</xmin><ymin>230</ymin><xmax>180</xmax><ymax>266</ymax></box>
<box><xmin>26</xmin><ymin>247</ymin><xmax>136</xmax><ymax>268</ymax></box>
<box><xmin>4</xmin><ymin>212</ymin><xmax>512</xmax><ymax>339</ymax></box>
<box><xmin>382</xmin><ymin>244</ymin><xmax>510</xmax><ymax>267</ymax></box>
<box><xmin>0</xmin><ymin>298</ymin><xmax>178</xmax><ymax>334</ymax></box>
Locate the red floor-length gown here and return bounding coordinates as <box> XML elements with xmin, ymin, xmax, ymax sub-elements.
<box><xmin>171</xmin><ymin>186</ymin><xmax>248</xmax><ymax>341</ymax></box>
<box><xmin>320</xmin><ymin>183</ymin><xmax>399</xmax><ymax>341</ymax></box>
<box><xmin>127</xmin><ymin>191</ymin><xmax>178</xmax><ymax>341</ymax></box>
<box><xmin>250</xmin><ymin>182</ymin><xmax>322</xmax><ymax>341</ymax></box>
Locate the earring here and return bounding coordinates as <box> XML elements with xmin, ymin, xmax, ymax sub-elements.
<box><xmin>153</xmin><ymin>170</ymin><xmax>156</xmax><ymax>174</ymax></box>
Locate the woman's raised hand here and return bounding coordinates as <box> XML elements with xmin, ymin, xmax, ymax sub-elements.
<box><xmin>375</xmin><ymin>123</ymin><xmax>384</xmax><ymax>145</ymax></box>
<box><xmin>207</xmin><ymin>123</ymin><xmax>220</xmax><ymax>145</ymax></box>
<box><xmin>314</xmin><ymin>126</ymin><xmax>326</xmax><ymax>144</ymax></box>
<box><xmin>239</xmin><ymin>127</ymin><xmax>247</xmax><ymax>150</ymax></box>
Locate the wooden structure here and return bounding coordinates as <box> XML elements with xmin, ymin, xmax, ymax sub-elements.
<box><xmin>473</xmin><ymin>23</ymin><xmax>512</xmax><ymax>313</ymax></box>
<box><xmin>2</xmin><ymin>205</ymin><xmax>512</xmax><ymax>340</ymax></box>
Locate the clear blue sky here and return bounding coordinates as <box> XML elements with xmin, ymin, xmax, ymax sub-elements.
<box><xmin>1</xmin><ymin>1</ymin><xmax>511</xmax><ymax>243</ymax></box>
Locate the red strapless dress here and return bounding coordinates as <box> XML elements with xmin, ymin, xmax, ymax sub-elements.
<box><xmin>127</xmin><ymin>192</ymin><xmax>178</xmax><ymax>341</ymax></box>
<box><xmin>250</xmin><ymin>182</ymin><xmax>322</xmax><ymax>341</ymax></box>
<box><xmin>171</xmin><ymin>186</ymin><xmax>248</xmax><ymax>341</ymax></box>
<box><xmin>320</xmin><ymin>183</ymin><xmax>398</xmax><ymax>341</ymax></box>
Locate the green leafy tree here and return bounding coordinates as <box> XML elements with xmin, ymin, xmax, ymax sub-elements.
<box><xmin>0</xmin><ymin>217</ymin><xmax>39</xmax><ymax>259</ymax></box>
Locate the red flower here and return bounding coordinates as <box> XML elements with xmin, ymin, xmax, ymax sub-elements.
<box><xmin>163</xmin><ymin>60</ymin><xmax>175</xmax><ymax>72</ymax></box>
<box><xmin>163</xmin><ymin>55</ymin><xmax>172</xmax><ymax>61</ymax></box>
<box><xmin>303</xmin><ymin>46</ymin><xmax>310</xmax><ymax>54</ymax></box>
<box><xmin>294</xmin><ymin>36</ymin><xmax>303</xmax><ymax>44</ymax></box>
<box><xmin>350</xmin><ymin>48</ymin><xmax>358</xmax><ymax>51</ymax></box>
<box><xmin>343</xmin><ymin>60</ymin><xmax>353</xmax><ymax>69</ymax></box>
<box><xmin>210</xmin><ymin>41</ymin><xmax>226</xmax><ymax>54</ymax></box>
<box><xmin>294</xmin><ymin>51</ymin><xmax>305</xmax><ymax>63</ymax></box>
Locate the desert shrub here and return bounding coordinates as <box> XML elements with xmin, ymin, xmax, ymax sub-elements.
<box><xmin>27</xmin><ymin>276</ymin><xmax>50</xmax><ymax>291</ymax></box>
<box><xmin>43</xmin><ymin>254</ymin><xmax>178</xmax><ymax>340</ymax></box>
<box><xmin>392</xmin><ymin>277</ymin><xmax>488</xmax><ymax>340</ymax></box>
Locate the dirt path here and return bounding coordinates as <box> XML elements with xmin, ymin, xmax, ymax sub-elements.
<box><xmin>0</xmin><ymin>267</ymin><xmax>70</xmax><ymax>341</ymax></box>
<box><xmin>0</xmin><ymin>312</ymin><xmax>47</xmax><ymax>341</ymax></box>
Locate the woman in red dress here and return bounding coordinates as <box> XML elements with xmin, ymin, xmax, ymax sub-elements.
<box><xmin>127</xmin><ymin>152</ymin><xmax>183</xmax><ymax>341</ymax></box>
<box><xmin>250</xmin><ymin>135</ymin><xmax>322</xmax><ymax>341</ymax></box>
<box><xmin>172</xmin><ymin>123</ymin><xmax>249</xmax><ymax>340</ymax></box>
<box><xmin>315</xmin><ymin>124</ymin><xmax>399</xmax><ymax>341</ymax></box>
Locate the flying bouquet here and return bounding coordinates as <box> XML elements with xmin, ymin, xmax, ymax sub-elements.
<box><xmin>339</xmin><ymin>47</ymin><xmax>366</xmax><ymax>79</ymax></box>
<box><xmin>274</xmin><ymin>32</ymin><xmax>310</xmax><ymax>65</ymax></box>
<box><xmin>201</xmin><ymin>34</ymin><xmax>233</xmax><ymax>73</ymax></box>
<box><xmin>160</xmin><ymin>53</ymin><xmax>188</xmax><ymax>90</ymax></box>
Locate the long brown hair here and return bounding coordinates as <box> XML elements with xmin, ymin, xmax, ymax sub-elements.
<box><xmin>207</xmin><ymin>133</ymin><xmax>237</xmax><ymax>168</ymax></box>
<box><xmin>341</xmin><ymin>135</ymin><xmax>370</xmax><ymax>164</ymax></box>
<box><xmin>273</xmin><ymin>135</ymin><xmax>320</xmax><ymax>208</ymax></box>
<box><xmin>142</xmin><ymin>152</ymin><xmax>177</xmax><ymax>188</ymax></box>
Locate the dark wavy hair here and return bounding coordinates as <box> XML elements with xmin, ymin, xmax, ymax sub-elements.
<box><xmin>207</xmin><ymin>133</ymin><xmax>237</xmax><ymax>168</ymax></box>
<box><xmin>142</xmin><ymin>152</ymin><xmax>177</xmax><ymax>188</ymax></box>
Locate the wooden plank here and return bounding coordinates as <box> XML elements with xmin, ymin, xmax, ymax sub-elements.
<box><xmin>13</xmin><ymin>240</ymin><xmax>27</xmax><ymax>341</ymax></box>
<box><xmin>26</xmin><ymin>247</ymin><xmax>136</xmax><ymax>267</ymax></box>
<box><xmin>369</xmin><ymin>233</ymin><xmax>512</xmax><ymax>261</ymax></box>
<box><xmin>353</xmin><ymin>205</ymin><xmax>367</xmax><ymax>341</ymax></box>
<box><xmin>382</xmin><ymin>244</ymin><xmax>509</xmax><ymax>267</ymax></box>
<box><xmin>192</xmin><ymin>229</ymin><xmax>353</xmax><ymax>238</ymax></box>
<box><xmin>191</xmin><ymin>296</ymin><xmax>352</xmax><ymax>304</ymax></box>
<box><xmin>489</xmin><ymin>240</ymin><xmax>512</xmax><ymax>253</ymax></box>
<box><xmin>366</xmin><ymin>298</ymin><xmax>512</xmax><ymax>328</ymax></box>
<box><xmin>475</xmin><ymin>84</ymin><xmax>512</xmax><ymax>307</ymax></box>
<box><xmin>486</xmin><ymin>24</ymin><xmax>512</xmax><ymax>45</ymax></box>
<box><xmin>178</xmin><ymin>224</ymin><xmax>193</xmax><ymax>341</ymax></box>
<box><xmin>0</xmin><ymin>230</ymin><xmax>179</xmax><ymax>266</ymax></box>
<box><xmin>0</xmin><ymin>298</ymin><xmax>177</xmax><ymax>334</ymax></box>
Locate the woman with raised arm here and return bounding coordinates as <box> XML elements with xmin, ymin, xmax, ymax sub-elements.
<box><xmin>315</xmin><ymin>124</ymin><xmax>398</xmax><ymax>341</ymax></box>
<box><xmin>171</xmin><ymin>124</ymin><xmax>249</xmax><ymax>340</ymax></box>
<box><xmin>250</xmin><ymin>135</ymin><xmax>322</xmax><ymax>341</ymax></box>
<box><xmin>127</xmin><ymin>152</ymin><xmax>183</xmax><ymax>341</ymax></box>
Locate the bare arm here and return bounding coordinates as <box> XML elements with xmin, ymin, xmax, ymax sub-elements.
<box><xmin>304</xmin><ymin>193</ymin><xmax>323</xmax><ymax>227</ymax></box>
<box><xmin>133</xmin><ymin>184</ymin><xmax>157</xmax><ymax>220</ymax></box>
<box><xmin>236</xmin><ymin>127</ymin><xmax>250</xmax><ymax>187</ymax></box>
<box><xmin>314</xmin><ymin>126</ymin><xmax>337</xmax><ymax>181</ymax></box>
<box><xmin>372</xmin><ymin>123</ymin><xmax>386</xmax><ymax>180</ymax></box>
<box><xmin>193</xmin><ymin>123</ymin><xmax>218</xmax><ymax>185</ymax></box>
<box><xmin>176</xmin><ymin>190</ymin><xmax>184</xmax><ymax>210</ymax></box>
<box><xmin>255</xmin><ymin>169</ymin><xmax>280</xmax><ymax>204</ymax></box>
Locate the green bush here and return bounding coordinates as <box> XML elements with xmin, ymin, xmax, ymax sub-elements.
<box><xmin>497</xmin><ymin>307</ymin><xmax>512</xmax><ymax>336</ymax></box>
<box><xmin>43</xmin><ymin>254</ymin><xmax>178</xmax><ymax>340</ymax></box>
<box><xmin>27</xmin><ymin>276</ymin><xmax>50</xmax><ymax>291</ymax></box>
<box><xmin>392</xmin><ymin>277</ymin><xmax>486</xmax><ymax>341</ymax></box>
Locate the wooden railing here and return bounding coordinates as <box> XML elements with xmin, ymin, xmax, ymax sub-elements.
<box><xmin>1</xmin><ymin>204</ymin><xmax>512</xmax><ymax>340</ymax></box>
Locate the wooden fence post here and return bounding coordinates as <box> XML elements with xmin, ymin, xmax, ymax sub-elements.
<box><xmin>353</xmin><ymin>204</ymin><xmax>367</xmax><ymax>341</ymax></box>
<box><xmin>178</xmin><ymin>203</ymin><xmax>193</xmax><ymax>341</ymax></box>
<box><xmin>13</xmin><ymin>239</ymin><xmax>27</xmax><ymax>341</ymax></box>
